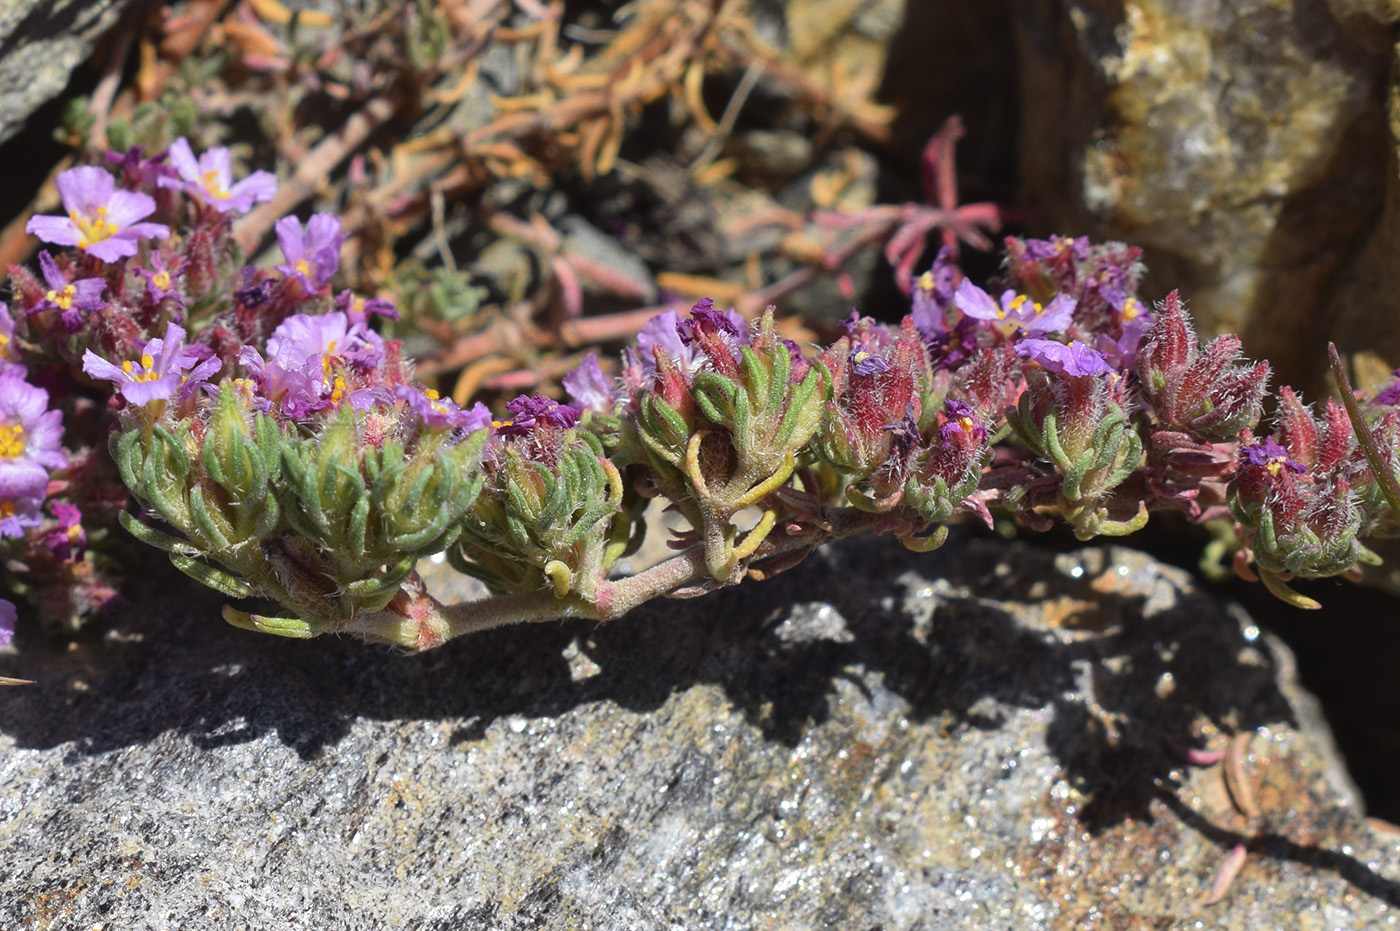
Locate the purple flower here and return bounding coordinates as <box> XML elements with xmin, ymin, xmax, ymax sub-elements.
<box><xmin>135</xmin><ymin>251</ymin><xmax>186</xmax><ymax>308</ymax></box>
<box><xmin>36</xmin><ymin>251</ymin><xmax>106</xmax><ymax>331</ymax></box>
<box><xmin>240</xmin><ymin>312</ymin><xmax>382</xmax><ymax>417</ymax></box>
<box><xmin>335</xmin><ymin>289</ymin><xmax>400</xmax><ymax>325</ymax></box>
<box><xmin>158</xmin><ymin>137</ymin><xmax>278</xmax><ymax>214</ymax></box>
<box><xmin>395</xmin><ymin>385</ymin><xmax>490</xmax><ymax>434</ymax></box>
<box><xmin>910</xmin><ymin>244</ymin><xmax>960</xmax><ymax>338</ymax></box>
<box><xmin>82</xmin><ymin>321</ymin><xmax>221</xmax><ymax>405</ymax></box>
<box><xmin>1023</xmin><ymin>235</ymin><xmax>1090</xmax><ymax>263</ymax></box>
<box><xmin>0</xmin><ymin>372</ymin><xmax>65</xmax><ymax>531</ymax></box>
<box><xmin>44</xmin><ymin>500</ymin><xmax>85</xmax><ymax>562</ymax></box>
<box><xmin>0</xmin><ymin>303</ymin><xmax>20</xmax><ymax>373</ymax></box>
<box><xmin>496</xmin><ymin>394</ymin><xmax>580</xmax><ymax>436</ymax></box>
<box><xmin>1242</xmin><ymin>437</ymin><xmax>1306</xmax><ymax>476</ymax></box>
<box><xmin>940</xmin><ymin>398</ymin><xmax>988</xmax><ymax>444</ymax></box>
<box><xmin>25</xmin><ymin>166</ymin><xmax>170</xmax><ymax>262</ymax></box>
<box><xmin>275</xmin><ymin>213</ymin><xmax>343</xmax><ymax>290</ymax></box>
<box><xmin>563</xmin><ymin>353</ymin><xmax>620</xmax><ymax>413</ymax></box>
<box><xmin>105</xmin><ymin>145</ymin><xmax>174</xmax><ymax>190</ymax></box>
<box><xmin>636</xmin><ymin>310</ymin><xmax>694</xmax><ymax>375</ymax></box>
<box><xmin>0</xmin><ymin>598</ymin><xmax>15</xmax><ymax>646</ymax></box>
<box><xmin>1016</xmin><ymin>338</ymin><xmax>1112</xmax><ymax>377</ymax></box>
<box><xmin>955</xmin><ymin>281</ymin><xmax>1075</xmax><ymax>336</ymax></box>
<box><xmin>675</xmin><ymin>298</ymin><xmax>750</xmax><ymax>346</ymax></box>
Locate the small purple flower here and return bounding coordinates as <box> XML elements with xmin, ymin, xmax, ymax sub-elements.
<box><xmin>82</xmin><ymin>321</ymin><xmax>221</xmax><ymax>405</ymax></box>
<box><xmin>135</xmin><ymin>251</ymin><xmax>186</xmax><ymax>308</ymax></box>
<box><xmin>105</xmin><ymin>145</ymin><xmax>174</xmax><ymax>189</ymax></box>
<box><xmin>940</xmin><ymin>398</ymin><xmax>988</xmax><ymax>444</ymax></box>
<box><xmin>676</xmin><ymin>298</ymin><xmax>750</xmax><ymax>346</ymax></box>
<box><xmin>1016</xmin><ymin>338</ymin><xmax>1112</xmax><ymax>377</ymax></box>
<box><xmin>850</xmin><ymin>345</ymin><xmax>891</xmax><ymax>376</ymax></box>
<box><xmin>0</xmin><ymin>598</ymin><xmax>15</xmax><ymax>646</ymax></box>
<box><xmin>335</xmin><ymin>289</ymin><xmax>400</xmax><ymax>325</ymax></box>
<box><xmin>275</xmin><ymin>213</ymin><xmax>343</xmax><ymax>290</ymax></box>
<box><xmin>0</xmin><ymin>494</ymin><xmax>42</xmax><ymax>539</ymax></box>
<box><xmin>563</xmin><ymin>353</ymin><xmax>620</xmax><ymax>413</ymax></box>
<box><xmin>1023</xmin><ymin>235</ymin><xmax>1090</xmax><ymax>263</ymax></box>
<box><xmin>0</xmin><ymin>303</ymin><xmax>20</xmax><ymax>373</ymax></box>
<box><xmin>910</xmin><ymin>245</ymin><xmax>960</xmax><ymax>338</ymax></box>
<box><xmin>880</xmin><ymin>405</ymin><xmax>922</xmax><ymax>457</ymax></box>
<box><xmin>1242</xmin><ymin>437</ymin><xmax>1306</xmax><ymax>476</ymax></box>
<box><xmin>0</xmin><ymin>372</ymin><xmax>65</xmax><ymax>530</ymax></box>
<box><xmin>396</xmin><ymin>385</ymin><xmax>491</xmax><ymax>433</ymax></box>
<box><xmin>955</xmin><ymin>281</ymin><xmax>1074</xmax><ymax>336</ymax></box>
<box><xmin>36</xmin><ymin>251</ymin><xmax>106</xmax><ymax>331</ymax></box>
<box><xmin>44</xmin><ymin>500</ymin><xmax>85</xmax><ymax>562</ymax></box>
<box><xmin>496</xmin><ymin>394</ymin><xmax>580</xmax><ymax>436</ymax></box>
<box><xmin>1374</xmin><ymin>374</ymin><xmax>1400</xmax><ymax>408</ymax></box>
<box><xmin>159</xmin><ymin>137</ymin><xmax>278</xmax><ymax>214</ymax></box>
<box><xmin>636</xmin><ymin>310</ymin><xmax>695</xmax><ymax>376</ymax></box>
<box><xmin>25</xmin><ymin>166</ymin><xmax>170</xmax><ymax>262</ymax></box>
<box><xmin>240</xmin><ymin>312</ymin><xmax>382</xmax><ymax>417</ymax></box>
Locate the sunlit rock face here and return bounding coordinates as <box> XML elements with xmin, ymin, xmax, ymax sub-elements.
<box><xmin>1014</xmin><ymin>0</ymin><xmax>1394</xmax><ymax>395</ymax></box>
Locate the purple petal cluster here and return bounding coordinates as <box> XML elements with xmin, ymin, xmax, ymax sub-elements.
<box><xmin>909</xmin><ymin>245</ymin><xmax>960</xmax><ymax>338</ymax></box>
<box><xmin>26</xmin><ymin>166</ymin><xmax>170</xmax><ymax>262</ymax></box>
<box><xmin>395</xmin><ymin>385</ymin><xmax>491</xmax><ymax>434</ymax></box>
<box><xmin>0</xmin><ymin>371</ymin><xmax>65</xmax><ymax>538</ymax></box>
<box><xmin>1016</xmin><ymin>338</ymin><xmax>1112</xmax><ymax>377</ymax></box>
<box><xmin>955</xmin><ymin>281</ymin><xmax>1075</xmax><ymax>336</ymax></box>
<box><xmin>82</xmin><ymin>322</ymin><xmax>221</xmax><ymax>405</ymax></box>
<box><xmin>1242</xmin><ymin>437</ymin><xmax>1306</xmax><ymax>476</ymax></box>
<box><xmin>159</xmin><ymin>138</ymin><xmax>278</xmax><ymax>214</ymax></box>
<box><xmin>0</xmin><ymin>304</ymin><xmax>20</xmax><ymax>373</ymax></box>
<box><xmin>275</xmin><ymin>214</ymin><xmax>343</xmax><ymax>290</ymax></box>
<box><xmin>44</xmin><ymin>500</ymin><xmax>86</xmax><ymax>562</ymax></box>
<box><xmin>563</xmin><ymin>353</ymin><xmax>620</xmax><ymax>413</ymax></box>
<box><xmin>676</xmin><ymin>298</ymin><xmax>747</xmax><ymax>345</ymax></box>
<box><xmin>36</xmin><ymin>251</ymin><xmax>106</xmax><ymax>331</ymax></box>
<box><xmin>239</xmin><ymin>312</ymin><xmax>384</xmax><ymax>417</ymax></box>
<box><xmin>496</xmin><ymin>394</ymin><xmax>581</xmax><ymax>437</ymax></box>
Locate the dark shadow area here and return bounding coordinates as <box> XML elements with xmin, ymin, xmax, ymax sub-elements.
<box><xmin>1</xmin><ymin>530</ymin><xmax>1292</xmax><ymax>839</ymax></box>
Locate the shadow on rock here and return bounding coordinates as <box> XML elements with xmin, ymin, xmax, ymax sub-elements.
<box><xmin>0</xmin><ymin>530</ymin><xmax>1292</xmax><ymax>838</ymax></box>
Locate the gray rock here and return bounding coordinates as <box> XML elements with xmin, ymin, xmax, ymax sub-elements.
<box><xmin>0</xmin><ymin>0</ymin><xmax>136</xmax><ymax>144</ymax></box>
<box><xmin>1013</xmin><ymin>0</ymin><xmax>1394</xmax><ymax>394</ymax></box>
<box><xmin>2</xmin><ymin>533</ymin><xmax>1398</xmax><ymax>928</ymax></box>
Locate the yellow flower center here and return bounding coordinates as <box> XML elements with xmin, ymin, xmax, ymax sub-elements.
<box><xmin>71</xmin><ymin>205</ymin><xmax>117</xmax><ymax>249</ymax></box>
<box><xmin>1265</xmin><ymin>457</ymin><xmax>1285</xmax><ymax>477</ymax></box>
<box><xmin>295</xmin><ymin>259</ymin><xmax>312</xmax><ymax>277</ymax></box>
<box><xmin>492</xmin><ymin>419</ymin><xmax>513</xmax><ymax>430</ymax></box>
<box><xmin>120</xmin><ymin>353</ymin><xmax>160</xmax><ymax>382</ymax></box>
<box><xmin>957</xmin><ymin>415</ymin><xmax>976</xmax><ymax>433</ymax></box>
<box><xmin>1120</xmin><ymin>298</ymin><xmax>1140</xmax><ymax>322</ymax></box>
<box><xmin>45</xmin><ymin>284</ymin><xmax>77</xmax><ymax>311</ymax></box>
<box><xmin>0</xmin><ymin>422</ymin><xmax>25</xmax><ymax>458</ymax></box>
<box><xmin>329</xmin><ymin>375</ymin><xmax>347</xmax><ymax>406</ymax></box>
<box><xmin>201</xmin><ymin>169</ymin><xmax>230</xmax><ymax>200</ymax></box>
<box><xmin>152</xmin><ymin>270</ymin><xmax>172</xmax><ymax>291</ymax></box>
<box><xmin>918</xmin><ymin>271</ymin><xmax>935</xmax><ymax>293</ymax></box>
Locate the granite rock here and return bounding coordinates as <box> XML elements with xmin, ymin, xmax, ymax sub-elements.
<box><xmin>1</xmin><ymin>534</ymin><xmax>1398</xmax><ymax>928</ymax></box>
<box><xmin>0</xmin><ymin>0</ymin><xmax>136</xmax><ymax>145</ymax></box>
<box><xmin>1013</xmin><ymin>0</ymin><xmax>1394</xmax><ymax>394</ymax></box>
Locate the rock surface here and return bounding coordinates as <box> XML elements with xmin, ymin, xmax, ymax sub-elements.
<box><xmin>1012</xmin><ymin>0</ymin><xmax>1395</xmax><ymax>394</ymax></box>
<box><xmin>2</xmin><ymin>533</ymin><xmax>1398</xmax><ymax>928</ymax></box>
<box><xmin>0</xmin><ymin>0</ymin><xmax>136</xmax><ymax>145</ymax></box>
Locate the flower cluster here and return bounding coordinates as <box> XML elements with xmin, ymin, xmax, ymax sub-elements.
<box><xmin>7</xmin><ymin>137</ymin><xmax>1400</xmax><ymax>656</ymax></box>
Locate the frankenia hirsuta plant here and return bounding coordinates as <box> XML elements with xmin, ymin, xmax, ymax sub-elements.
<box><xmin>5</xmin><ymin>145</ymin><xmax>1400</xmax><ymax>651</ymax></box>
